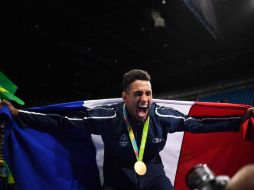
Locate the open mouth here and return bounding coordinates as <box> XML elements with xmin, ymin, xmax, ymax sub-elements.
<box><xmin>136</xmin><ymin>105</ymin><xmax>148</xmax><ymax>120</ymax></box>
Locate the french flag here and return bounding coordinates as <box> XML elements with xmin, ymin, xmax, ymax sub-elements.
<box><xmin>1</xmin><ymin>98</ymin><xmax>253</xmax><ymax>190</ymax></box>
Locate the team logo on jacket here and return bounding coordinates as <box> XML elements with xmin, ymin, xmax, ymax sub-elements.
<box><xmin>152</xmin><ymin>138</ymin><xmax>165</xmax><ymax>144</ymax></box>
<box><xmin>119</xmin><ymin>134</ymin><xmax>129</xmax><ymax>147</ymax></box>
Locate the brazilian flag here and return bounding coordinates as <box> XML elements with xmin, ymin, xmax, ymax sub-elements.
<box><xmin>0</xmin><ymin>160</ymin><xmax>15</xmax><ymax>190</ymax></box>
<box><xmin>0</xmin><ymin>70</ymin><xmax>24</xmax><ymax>105</ymax></box>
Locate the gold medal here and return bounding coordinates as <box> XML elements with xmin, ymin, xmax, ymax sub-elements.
<box><xmin>134</xmin><ymin>161</ymin><xmax>147</xmax><ymax>175</ymax></box>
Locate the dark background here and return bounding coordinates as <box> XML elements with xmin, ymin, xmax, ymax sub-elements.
<box><xmin>2</xmin><ymin>0</ymin><xmax>254</xmax><ymax>107</ymax></box>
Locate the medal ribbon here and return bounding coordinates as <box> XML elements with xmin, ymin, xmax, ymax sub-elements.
<box><xmin>123</xmin><ymin>104</ymin><xmax>149</xmax><ymax>161</ymax></box>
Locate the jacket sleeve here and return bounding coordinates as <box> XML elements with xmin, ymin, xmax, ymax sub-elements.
<box><xmin>15</xmin><ymin>106</ymin><xmax>117</xmax><ymax>134</ymax></box>
<box><xmin>155</xmin><ymin>106</ymin><xmax>241</xmax><ymax>133</ymax></box>
<box><xmin>16</xmin><ymin>110</ymin><xmax>86</xmax><ymax>129</ymax></box>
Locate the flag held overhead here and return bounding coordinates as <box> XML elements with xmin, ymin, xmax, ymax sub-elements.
<box><xmin>0</xmin><ymin>71</ymin><xmax>25</xmax><ymax>105</ymax></box>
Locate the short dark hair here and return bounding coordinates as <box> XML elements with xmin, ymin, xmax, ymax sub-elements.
<box><xmin>122</xmin><ymin>69</ymin><xmax>151</xmax><ymax>91</ymax></box>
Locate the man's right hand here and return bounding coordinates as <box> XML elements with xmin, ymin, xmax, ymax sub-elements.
<box><xmin>0</xmin><ymin>99</ymin><xmax>19</xmax><ymax>116</ymax></box>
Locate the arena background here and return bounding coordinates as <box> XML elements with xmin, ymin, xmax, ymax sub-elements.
<box><xmin>2</xmin><ymin>0</ymin><xmax>254</xmax><ymax>107</ymax></box>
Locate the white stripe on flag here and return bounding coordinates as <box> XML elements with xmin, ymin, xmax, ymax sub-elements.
<box><xmin>156</xmin><ymin>100</ymin><xmax>194</xmax><ymax>185</ymax></box>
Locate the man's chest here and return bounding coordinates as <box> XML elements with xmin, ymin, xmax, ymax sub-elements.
<box><xmin>103</xmin><ymin>122</ymin><xmax>167</xmax><ymax>160</ymax></box>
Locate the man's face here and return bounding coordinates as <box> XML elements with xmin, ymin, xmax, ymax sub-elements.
<box><xmin>122</xmin><ymin>80</ymin><xmax>152</xmax><ymax>122</ymax></box>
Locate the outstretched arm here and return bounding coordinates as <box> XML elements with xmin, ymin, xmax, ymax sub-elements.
<box><xmin>0</xmin><ymin>99</ymin><xmax>85</xmax><ymax>130</ymax></box>
<box><xmin>156</xmin><ymin>104</ymin><xmax>254</xmax><ymax>133</ymax></box>
<box><xmin>0</xmin><ymin>99</ymin><xmax>116</xmax><ymax>134</ymax></box>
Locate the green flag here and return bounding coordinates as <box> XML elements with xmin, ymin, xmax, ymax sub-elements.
<box><xmin>0</xmin><ymin>71</ymin><xmax>25</xmax><ymax>105</ymax></box>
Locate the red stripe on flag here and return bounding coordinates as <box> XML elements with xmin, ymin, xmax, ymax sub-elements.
<box><xmin>174</xmin><ymin>102</ymin><xmax>254</xmax><ymax>190</ymax></box>
<box><xmin>189</xmin><ymin>102</ymin><xmax>250</xmax><ymax>116</ymax></box>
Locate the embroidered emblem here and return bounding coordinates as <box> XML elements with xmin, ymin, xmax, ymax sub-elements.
<box><xmin>152</xmin><ymin>138</ymin><xmax>165</xmax><ymax>144</ymax></box>
<box><xmin>119</xmin><ymin>134</ymin><xmax>129</xmax><ymax>147</ymax></box>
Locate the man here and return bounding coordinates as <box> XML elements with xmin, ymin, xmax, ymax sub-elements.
<box><xmin>225</xmin><ymin>164</ymin><xmax>254</xmax><ymax>190</ymax></box>
<box><xmin>1</xmin><ymin>69</ymin><xmax>254</xmax><ymax>190</ymax></box>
